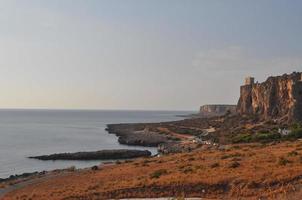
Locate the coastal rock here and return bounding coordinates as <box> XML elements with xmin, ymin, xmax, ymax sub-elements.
<box><xmin>29</xmin><ymin>149</ymin><xmax>151</xmax><ymax>161</ymax></box>
<box><xmin>199</xmin><ymin>105</ymin><xmax>236</xmax><ymax>117</ymax></box>
<box><xmin>237</xmin><ymin>72</ymin><xmax>302</xmax><ymax>122</ymax></box>
<box><xmin>158</xmin><ymin>142</ymin><xmax>196</xmax><ymax>154</ymax></box>
<box><xmin>106</xmin><ymin>124</ymin><xmax>169</xmax><ymax>147</ymax></box>
<box><xmin>117</xmin><ymin>132</ymin><xmax>168</xmax><ymax>146</ymax></box>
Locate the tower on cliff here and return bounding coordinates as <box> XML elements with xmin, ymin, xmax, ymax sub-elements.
<box><xmin>238</xmin><ymin>72</ymin><xmax>302</xmax><ymax>122</ymax></box>
<box><xmin>245</xmin><ymin>77</ymin><xmax>255</xmax><ymax>85</ymax></box>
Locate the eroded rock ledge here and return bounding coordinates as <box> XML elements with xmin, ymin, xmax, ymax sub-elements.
<box><xmin>106</xmin><ymin>124</ymin><xmax>170</xmax><ymax>147</ymax></box>
<box><xmin>29</xmin><ymin>149</ymin><xmax>151</xmax><ymax>161</ymax></box>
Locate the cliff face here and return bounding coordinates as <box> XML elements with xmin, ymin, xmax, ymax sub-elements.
<box><xmin>200</xmin><ymin>105</ymin><xmax>236</xmax><ymax>117</ymax></box>
<box><xmin>237</xmin><ymin>72</ymin><xmax>302</xmax><ymax>122</ymax></box>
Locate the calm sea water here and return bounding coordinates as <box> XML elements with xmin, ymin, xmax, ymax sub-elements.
<box><xmin>0</xmin><ymin>109</ymin><xmax>191</xmax><ymax>179</ymax></box>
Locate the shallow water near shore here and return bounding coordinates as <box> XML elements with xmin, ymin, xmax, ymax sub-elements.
<box><xmin>0</xmin><ymin>109</ymin><xmax>191</xmax><ymax>179</ymax></box>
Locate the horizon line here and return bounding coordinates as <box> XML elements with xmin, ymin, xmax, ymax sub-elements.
<box><xmin>0</xmin><ymin>107</ymin><xmax>197</xmax><ymax>112</ymax></box>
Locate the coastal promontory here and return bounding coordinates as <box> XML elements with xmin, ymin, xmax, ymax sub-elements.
<box><xmin>29</xmin><ymin>149</ymin><xmax>151</xmax><ymax>161</ymax></box>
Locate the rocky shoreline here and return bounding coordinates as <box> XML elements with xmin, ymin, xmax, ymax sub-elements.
<box><xmin>106</xmin><ymin>123</ymin><xmax>171</xmax><ymax>147</ymax></box>
<box><xmin>28</xmin><ymin>149</ymin><xmax>151</xmax><ymax>161</ymax></box>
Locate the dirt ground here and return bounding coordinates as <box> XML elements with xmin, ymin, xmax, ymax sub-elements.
<box><xmin>3</xmin><ymin>141</ymin><xmax>302</xmax><ymax>200</ymax></box>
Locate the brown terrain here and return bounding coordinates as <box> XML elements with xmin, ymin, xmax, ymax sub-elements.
<box><xmin>1</xmin><ymin>72</ymin><xmax>302</xmax><ymax>199</ymax></box>
<box><xmin>3</xmin><ymin>141</ymin><xmax>302</xmax><ymax>200</ymax></box>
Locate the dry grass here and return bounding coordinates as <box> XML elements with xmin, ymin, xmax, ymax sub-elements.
<box><xmin>4</xmin><ymin>141</ymin><xmax>302</xmax><ymax>200</ymax></box>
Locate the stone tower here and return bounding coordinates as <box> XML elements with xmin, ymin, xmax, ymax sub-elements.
<box><xmin>245</xmin><ymin>77</ymin><xmax>255</xmax><ymax>85</ymax></box>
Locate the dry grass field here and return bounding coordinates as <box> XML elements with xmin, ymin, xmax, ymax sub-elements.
<box><xmin>4</xmin><ymin>141</ymin><xmax>302</xmax><ymax>200</ymax></box>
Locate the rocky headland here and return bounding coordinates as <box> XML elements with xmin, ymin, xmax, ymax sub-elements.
<box><xmin>106</xmin><ymin>123</ymin><xmax>173</xmax><ymax>147</ymax></box>
<box><xmin>28</xmin><ymin>149</ymin><xmax>151</xmax><ymax>161</ymax></box>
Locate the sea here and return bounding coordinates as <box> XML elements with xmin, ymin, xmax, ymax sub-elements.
<box><xmin>0</xmin><ymin>109</ymin><xmax>191</xmax><ymax>179</ymax></box>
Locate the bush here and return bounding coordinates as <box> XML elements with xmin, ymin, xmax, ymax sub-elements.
<box><xmin>278</xmin><ymin>157</ymin><xmax>291</xmax><ymax>166</ymax></box>
<box><xmin>288</xmin><ymin>151</ymin><xmax>299</xmax><ymax>157</ymax></box>
<box><xmin>150</xmin><ymin>169</ymin><xmax>168</xmax><ymax>179</ymax></box>
<box><xmin>124</xmin><ymin>160</ymin><xmax>133</xmax><ymax>163</ymax></box>
<box><xmin>231</xmin><ymin>133</ymin><xmax>252</xmax><ymax>143</ymax></box>
<box><xmin>91</xmin><ymin>166</ymin><xmax>99</xmax><ymax>170</ymax></box>
<box><xmin>232</xmin><ymin>132</ymin><xmax>281</xmax><ymax>143</ymax></box>
<box><xmin>291</xmin><ymin>123</ymin><xmax>301</xmax><ymax>130</ymax></box>
<box><xmin>67</xmin><ymin>166</ymin><xmax>76</xmax><ymax>171</ymax></box>
<box><xmin>210</xmin><ymin>163</ymin><xmax>220</xmax><ymax>168</ymax></box>
<box><xmin>228</xmin><ymin>161</ymin><xmax>240</xmax><ymax>168</ymax></box>
<box><xmin>188</xmin><ymin>157</ymin><xmax>195</xmax><ymax>161</ymax></box>
<box><xmin>221</xmin><ymin>152</ymin><xmax>242</xmax><ymax>160</ymax></box>
<box><xmin>285</xmin><ymin>128</ymin><xmax>302</xmax><ymax>140</ymax></box>
<box><xmin>253</xmin><ymin>132</ymin><xmax>281</xmax><ymax>142</ymax></box>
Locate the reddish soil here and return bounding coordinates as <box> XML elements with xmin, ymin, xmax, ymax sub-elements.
<box><xmin>3</xmin><ymin>141</ymin><xmax>302</xmax><ymax>200</ymax></box>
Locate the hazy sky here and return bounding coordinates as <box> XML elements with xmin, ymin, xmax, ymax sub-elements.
<box><xmin>0</xmin><ymin>0</ymin><xmax>301</xmax><ymax>110</ymax></box>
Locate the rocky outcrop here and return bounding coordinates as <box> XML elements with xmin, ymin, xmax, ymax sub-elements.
<box><xmin>199</xmin><ymin>105</ymin><xmax>236</xmax><ymax>117</ymax></box>
<box><xmin>28</xmin><ymin>149</ymin><xmax>151</xmax><ymax>161</ymax></box>
<box><xmin>158</xmin><ymin>142</ymin><xmax>199</xmax><ymax>154</ymax></box>
<box><xmin>106</xmin><ymin>124</ymin><xmax>169</xmax><ymax>147</ymax></box>
<box><xmin>237</xmin><ymin>72</ymin><xmax>302</xmax><ymax>122</ymax></box>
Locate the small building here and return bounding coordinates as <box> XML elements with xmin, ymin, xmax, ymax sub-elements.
<box><xmin>278</xmin><ymin>128</ymin><xmax>291</xmax><ymax>136</ymax></box>
<box><xmin>245</xmin><ymin>77</ymin><xmax>255</xmax><ymax>85</ymax></box>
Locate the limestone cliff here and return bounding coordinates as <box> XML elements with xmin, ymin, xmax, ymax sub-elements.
<box><xmin>199</xmin><ymin>104</ymin><xmax>236</xmax><ymax>117</ymax></box>
<box><xmin>237</xmin><ymin>72</ymin><xmax>302</xmax><ymax>122</ymax></box>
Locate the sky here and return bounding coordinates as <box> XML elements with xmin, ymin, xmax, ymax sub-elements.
<box><xmin>0</xmin><ymin>0</ymin><xmax>301</xmax><ymax>111</ymax></box>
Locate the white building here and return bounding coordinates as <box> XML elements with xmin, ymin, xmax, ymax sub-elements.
<box><xmin>278</xmin><ymin>128</ymin><xmax>291</xmax><ymax>136</ymax></box>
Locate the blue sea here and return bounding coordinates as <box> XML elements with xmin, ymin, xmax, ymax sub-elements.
<box><xmin>0</xmin><ymin>109</ymin><xmax>191</xmax><ymax>179</ymax></box>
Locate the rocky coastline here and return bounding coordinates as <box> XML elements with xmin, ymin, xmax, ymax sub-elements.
<box><xmin>2</xmin><ymin>72</ymin><xmax>302</xmax><ymax>199</ymax></box>
<box><xmin>106</xmin><ymin>123</ymin><xmax>171</xmax><ymax>147</ymax></box>
<box><xmin>28</xmin><ymin>149</ymin><xmax>151</xmax><ymax>161</ymax></box>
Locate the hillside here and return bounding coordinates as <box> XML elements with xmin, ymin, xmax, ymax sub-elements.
<box><xmin>3</xmin><ymin>141</ymin><xmax>302</xmax><ymax>199</ymax></box>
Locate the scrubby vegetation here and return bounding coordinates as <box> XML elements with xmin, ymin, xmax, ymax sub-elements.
<box><xmin>6</xmin><ymin>141</ymin><xmax>302</xmax><ymax>200</ymax></box>
<box><xmin>278</xmin><ymin>157</ymin><xmax>291</xmax><ymax>166</ymax></box>
<box><xmin>231</xmin><ymin>123</ymin><xmax>302</xmax><ymax>144</ymax></box>
<box><xmin>231</xmin><ymin>132</ymin><xmax>281</xmax><ymax>143</ymax></box>
<box><xmin>150</xmin><ymin>169</ymin><xmax>168</xmax><ymax>179</ymax></box>
<box><xmin>284</xmin><ymin>127</ymin><xmax>302</xmax><ymax>140</ymax></box>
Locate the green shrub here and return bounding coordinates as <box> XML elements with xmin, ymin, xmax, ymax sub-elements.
<box><xmin>228</xmin><ymin>161</ymin><xmax>240</xmax><ymax>168</ymax></box>
<box><xmin>221</xmin><ymin>152</ymin><xmax>242</xmax><ymax>160</ymax></box>
<box><xmin>231</xmin><ymin>133</ymin><xmax>253</xmax><ymax>143</ymax></box>
<box><xmin>288</xmin><ymin>151</ymin><xmax>298</xmax><ymax>157</ymax></box>
<box><xmin>291</xmin><ymin>123</ymin><xmax>301</xmax><ymax>130</ymax></box>
<box><xmin>232</xmin><ymin>132</ymin><xmax>281</xmax><ymax>143</ymax></box>
<box><xmin>150</xmin><ymin>169</ymin><xmax>168</xmax><ymax>179</ymax></box>
<box><xmin>278</xmin><ymin>157</ymin><xmax>291</xmax><ymax>166</ymax></box>
<box><xmin>253</xmin><ymin>132</ymin><xmax>281</xmax><ymax>142</ymax></box>
<box><xmin>285</xmin><ymin>128</ymin><xmax>302</xmax><ymax>139</ymax></box>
